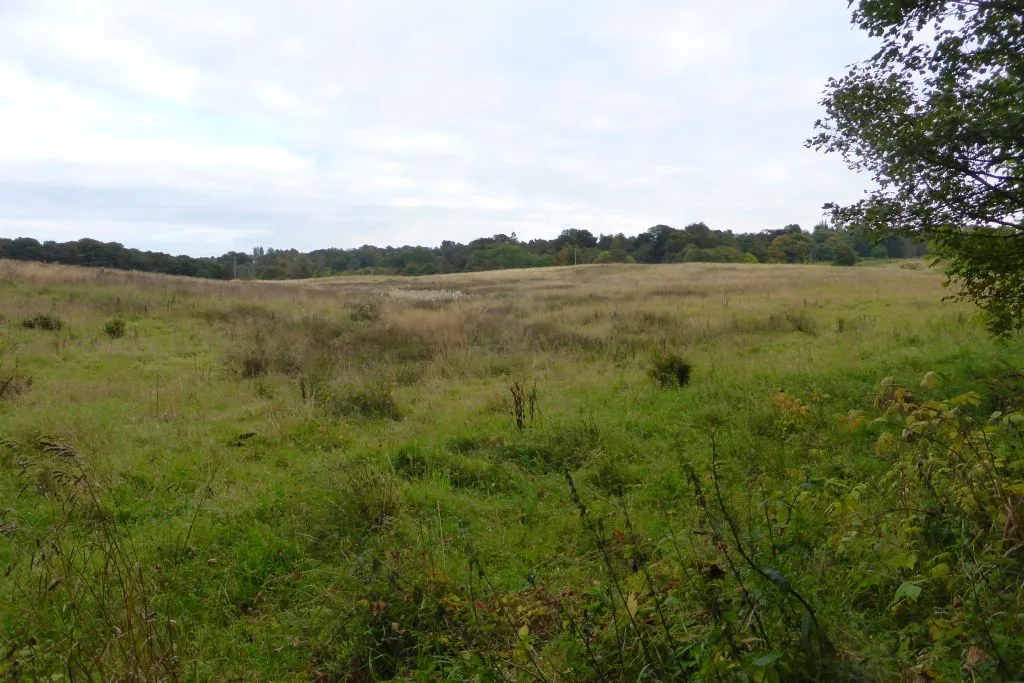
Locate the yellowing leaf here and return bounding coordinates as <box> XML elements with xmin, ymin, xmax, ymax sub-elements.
<box><xmin>625</xmin><ymin>592</ymin><xmax>639</xmax><ymax>618</ymax></box>
<box><xmin>950</xmin><ymin>392</ymin><xmax>982</xmax><ymax>407</ymax></box>
<box><xmin>965</xmin><ymin>645</ymin><xmax>988</xmax><ymax>667</ymax></box>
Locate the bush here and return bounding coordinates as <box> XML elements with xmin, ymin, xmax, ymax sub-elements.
<box><xmin>833</xmin><ymin>243</ymin><xmax>858</xmax><ymax>266</ymax></box>
<box><xmin>103</xmin><ymin>318</ymin><xmax>127</xmax><ymax>339</ymax></box>
<box><xmin>648</xmin><ymin>353</ymin><xmax>692</xmax><ymax>388</ymax></box>
<box><xmin>22</xmin><ymin>314</ymin><xmax>64</xmax><ymax>331</ymax></box>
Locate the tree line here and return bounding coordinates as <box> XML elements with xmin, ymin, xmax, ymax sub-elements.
<box><xmin>0</xmin><ymin>222</ymin><xmax>926</xmax><ymax>281</ymax></box>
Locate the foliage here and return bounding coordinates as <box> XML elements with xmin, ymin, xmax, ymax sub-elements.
<box><xmin>832</xmin><ymin>242</ymin><xmax>858</xmax><ymax>266</ymax></box>
<box><xmin>0</xmin><ymin>219</ymin><xmax>925</xmax><ymax>282</ymax></box>
<box><xmin>103</xmin><ymin>317</ymin><xmax>127</xmax><ymax>339</ymax></box>
<box><xmin>21</xmin><ymin>314</ymin><xmax>63</xmax><ymax>331</ymax></box>
<box><xmin>648</xmin><ymin>353</ymin><xmax>692</xmax><ymax>388</ymax></box>
<box><xmin>810</xmin><ymin>0</ymin><xmax>1024</xmax><ymax>335</ymax></box>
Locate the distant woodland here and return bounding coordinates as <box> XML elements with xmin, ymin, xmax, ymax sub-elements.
<box><xmin>0</xmin><ymin>222</ymin><xmax>927</xmax><ymax>280</ymax></box>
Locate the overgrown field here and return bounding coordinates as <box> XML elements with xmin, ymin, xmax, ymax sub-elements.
<box><xmin>1</xmin><ymin>259</ymin><xmax>1023</xmax><ymax>681</ymax></box>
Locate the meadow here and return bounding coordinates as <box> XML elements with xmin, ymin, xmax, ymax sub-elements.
<box><xmin>1</xmin><ymin>258</ymin><xmax>1022</xmax><ymax>681</ymax></box>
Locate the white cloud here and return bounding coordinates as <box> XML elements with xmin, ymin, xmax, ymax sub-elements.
<box><xmin>344</xmin><ymin>127</ymin><xmax>471</xmax><ymax>157</ymax></box>
<box><xmin>0</xmin><ymin>0</ymin><xmax>878</xmax><ymax>253</ymax></box>
<box><xmin>248</xmin><ymin>80</ymin><xmax>326</xmax><ymax>119</ymax></box>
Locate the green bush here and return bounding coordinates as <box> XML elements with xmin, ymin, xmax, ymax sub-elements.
<box><xmin>648</xmin><ymin>353</ymin><xmax>692</xmax><ymax>388</ymax></box>
<box><xmin>833</xmin><ymin>243</ymin><xmax>858</xmax><ymax>266</ymax></box>
<box><xmin>103</xmin><ymin>318</ymin><xmax>127</xmax><ymax>339</ymax></box>
<box><xmin>22</xmin><ymin>314</ymin><xmax>64</xmax><ymax>331</ymax></box>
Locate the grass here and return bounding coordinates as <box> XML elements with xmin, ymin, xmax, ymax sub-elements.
<box><xmin>0</xmin><ymin>258</ymin><xmax>1022</xmax><ymax>680</ymax></box>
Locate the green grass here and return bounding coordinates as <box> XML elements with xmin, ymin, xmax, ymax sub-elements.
<box><xmin>1</xmin><ymin>258</ymin><xmax>1023</xmax><ymax>681</ymax></box>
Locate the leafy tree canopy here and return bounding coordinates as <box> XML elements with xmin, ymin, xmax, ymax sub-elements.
<box><xmin>0</xmin><ymin>221</ymin><xmax>922</xmax><ymax>281</ymax></box>
<box><xmin>809</xmin><ymin>0</ymin><xmax>1024</xmax><ymax>335</ymax></box>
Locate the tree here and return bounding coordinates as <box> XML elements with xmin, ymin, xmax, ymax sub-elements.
<box><xmin>768</xmin><ymin>233</ymin><xmax>815</xmax><ymax>263</ymax></box>
<box><xmin>809</xmin><ymin>0</ymin><xmax>1024</xmax><ymax>335</ymax></box>
<box><xmin>834</xmin><ymin>243</ymin><xmax>858</xmax><ymax>266</ymax></box>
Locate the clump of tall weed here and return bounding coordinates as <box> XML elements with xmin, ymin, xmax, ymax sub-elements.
<box><xmin>0</xmin><ymin>359</ymin><xmax>31</xmax><ymax>401</ymax></box>
<box><xmin>235</xmin><ymin>343</ymin><xmax>272</xmax><ymax>378</ymax></box>
<box><xmin>350</xmin><ymin>302</ymin><xmax>380</xmax><ymax>322</ymax></box>
<box><xmin>229</xmin><ymin>325</ymin><xmax>302</xmax><ymax>377</ymax></box>
<box><xmin>775</xmin><ymin>307</ymin><xmax>818</xmax><ymax>335</ymax></box>
<box><xmin>321</xmin><ymin>379</ymin><xmax>403</xmax><ymax>420</ymax></box>
<box><xmin>508</xmin><ymin>378</ymin><xmax>539</xmax><ymax>431</ymax></box>
<box><xmin>648</xmin><ymin>353</ymin><xmax>692</xmax><ymax>388</ymax></box>
<box><xmin>2</xmin><ymin>437</ymin><xmax>181</xmax><ymax>680</ymax></box>
<box><xmin>338</xmin><ymin>460</ymin><xmax>403</xmax><ymax>531</ymax></box>
<box><xmin>22</xmin><ymin>314</ymin><xmax>64</xmax><ymax>331</ymax></box>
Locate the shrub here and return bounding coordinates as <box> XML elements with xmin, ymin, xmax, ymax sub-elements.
<box><xmin>22</xmin><ymin>314</ymin><xmax>64</xmax><ymax>331</ymax></box>
<box><xmin>648</xmin><ymin>353</ymin><xmax>692</xmax><ymax>388</ymax></box>
<box><xmin>833</xmin><ymin>243</ymin><xmax>858</xmax><ymax>266</ymax></box>
<box><xmin>103</xmin><ymin>318</ymin><xmax>127</xmax><ymax>339</ymax></box>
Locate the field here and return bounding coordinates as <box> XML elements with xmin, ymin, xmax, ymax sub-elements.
<box><xmin>1</xmin><ymin>258</ymin><xmax>1023</xmax><ymax>681</ymax></box>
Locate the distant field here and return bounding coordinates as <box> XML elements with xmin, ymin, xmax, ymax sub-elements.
<box><xmin>1</xmin><ymin>259</ymin><xmax>1022</xmax><ymax>681</ymax></box>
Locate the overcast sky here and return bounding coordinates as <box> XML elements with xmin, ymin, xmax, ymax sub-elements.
<box><xmin>0</xmin><ymin>1</ymin><xmax>877</xmax><ymax>256</ymax></box>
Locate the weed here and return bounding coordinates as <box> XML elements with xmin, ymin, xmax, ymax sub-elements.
<box><xmin>22</xmin><ymin>314</ymin><xmax>64</xmax><ymax>331</ymax></box>
<box><xmin>0</xmin><ymin>359</ymin><xmax>31</xmax><ymax>401</ymax></box>
<box><xmin>778</xmin><ymin>307</ymin><xmax>819</xmax><ymax>335</ymax></box>
<box><xmin>508</xmin><ymin>378</ymin><xmax>539</xmax><ymax>431</ymax></box>
<box><xmin>337</xmin><ymin>460</ymin><xmax>402</xmax><ymax>530</ymax></box>
<box><xmin>5</xmin><ymin>437</ymin><xmax>182</xmax><ymax>679</ymax></box>
<box><xmin>350</xmin><ymin>302</ymin><xmax>381</xmax><ymax>322</ymax></box>
<box><xmin>648</xmin><ymin>353</ymin><xmax>692</xmax><ymax>388</ymax></box>
<box><xmin>322</xmin><ymin>381</ymin><xmax>403</xmax><ymax>420</ymax></box>
<box><xmin>237</xmin><ymin>345</ymin><xmax>271</xmax><ymax>378</ymax></box>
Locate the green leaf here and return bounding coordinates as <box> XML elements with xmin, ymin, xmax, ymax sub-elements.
<box><xmin>893</xmin><ymin>581</ymin><xmax>922</xmax><ymax>603</ymax></box>
<box><xmin>754</xmin><ymin>651</ymin><xmax>784</xmax><ymax>668</ymax></box>
<box><xmin>889</xmin><ymin>552</ymin><xmax>917</xmax><ymax>571</ymax></box>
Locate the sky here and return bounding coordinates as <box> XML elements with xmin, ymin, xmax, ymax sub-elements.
<box><xmin>0</xmin><ymin>0</ymin><xmax>878</xmax><ymax>256</ymax></box>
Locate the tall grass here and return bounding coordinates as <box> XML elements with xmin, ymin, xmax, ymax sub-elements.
<box><xmin>1</xmin><ymin>257</ymin><xmax>1021</xmax><ymax>679</ymax></box>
